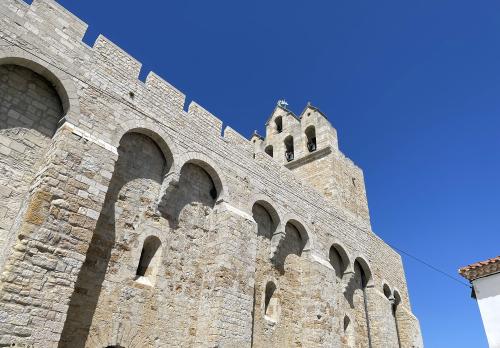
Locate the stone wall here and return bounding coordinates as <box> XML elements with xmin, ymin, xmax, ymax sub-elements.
<box><xmin>0</xmin><ymin>64</ymin><xmax>63</xmax><ymax>266</ymax></box>
<box><xmin>0</xmin><ymin>0</ymin><xmax>423</xmax><ymax>347</ymax></box>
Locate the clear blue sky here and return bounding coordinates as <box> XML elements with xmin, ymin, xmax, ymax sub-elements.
<box><xmin>54</xmin><ymin>0</ymin><xmax>499</xmax><ymax>346</ymax></box>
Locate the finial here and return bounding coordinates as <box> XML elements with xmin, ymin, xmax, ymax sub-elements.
<box><xmin>277</xmin><ymin>99</ymin><xmax>289</xmax><ymax>109</ymax></box>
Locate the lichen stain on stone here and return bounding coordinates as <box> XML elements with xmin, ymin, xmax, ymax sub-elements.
<box><xmin>24</xmin><ymin>190</ymin><xmax>53</xmax><ymax>226</ymax></box>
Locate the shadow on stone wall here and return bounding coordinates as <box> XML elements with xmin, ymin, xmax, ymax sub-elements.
<box><xmin>59</xmin><ymin>133</ymin><xmax>165</xmax><ymax>348</ymax></box>
<box><xmin>273</xmin><ymin>222</ymin><xmax>307</xmax><ymax>275</ymax></box>
<box><xmin>0</xmin><ymin>64</ymin><xmax>62</xmax><ymax>264</ymax></box>
<box><xmin>158</xmin><ymin>163</ymin><xmax>216</xmax><ymax>228</ymax></box>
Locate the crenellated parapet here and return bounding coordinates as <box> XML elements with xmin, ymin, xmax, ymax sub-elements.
<box><xmin>0</xmin><ymin>1</ymin><xmax>422</xmax><ymax>347</ymax></box>
<box><xmin>0</xmin><ymin>0</ymin><xmax>249</xmax><ymax>147</ymax></box>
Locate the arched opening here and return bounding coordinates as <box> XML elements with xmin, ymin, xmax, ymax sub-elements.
<box><xmin>0</xmin><ymin>63</ymin><xmax>64</xmax><ymax>267</ymax></box>
<box><xmin>284</xmin><ymin>135</ymin><xmax>294</xmax><ymax>162</ymax></box>
<box><xmin>135</xmin><ymin>236</ymin><xmax>162</xmax><ymax>285</ymax></box>
<box><xmin>274</xmin><ymin>116</ymin><xmax>283</xmax><ymax>133</ymax></box>
<box><xmin>329</xmin><ymin>244</ymin><xmax>349</xmax><ymax>280</ymax></box>
<box><xmin>264</xmin><ymin>145</ymin><xmax>273</xmax><ymax>157</ymax></box>
<box><xmin>354</xmin><ymin>258</ymin><xmax>373</xmax><ymax>348</ymax></box>
<box><xmin>264</xmin><ymin>281</ymin><xmax>279</xmax><ymax>322</ymax></box>
<box><xmin>305</xmin><ymin>125</ymin><xmax>317</xmax><ymax>152</ymax></box>
<box><xmin>60</xmin><ymin>132</ymin><xmax>168</xmax><ymax>348</ymax></box>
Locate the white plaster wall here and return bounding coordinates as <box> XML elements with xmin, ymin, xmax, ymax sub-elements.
<box><xmin>473</xmin><ymin>272</ymin><xmax>500</xmax><ymax>348</ymax></box>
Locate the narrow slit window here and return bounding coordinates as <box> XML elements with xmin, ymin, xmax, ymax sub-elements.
<box><xmin>264</xmin><ymin>281</ymin><xmax>279</xmax><ymax>322</ymax></box>
<box><xmin>136</xmin><ymin>236</ymin><xmax>161</xmax><ymax>285</ymax></box>
<box><xmin>344</xmin><ymin>315</ymin><xmax>350</xmax><ymax>332</ymax></box>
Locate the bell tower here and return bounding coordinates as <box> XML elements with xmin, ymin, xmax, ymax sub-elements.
<box><xmin>252</xmin><ymin>101</ymin><xmax>370</xmax><ymax>221</ymax></box>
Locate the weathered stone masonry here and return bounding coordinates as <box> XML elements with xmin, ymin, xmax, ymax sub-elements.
<box><xmin>0</xmin><ymin>0</ymin><xmax>423</xmax><ymax>347</ymax></box>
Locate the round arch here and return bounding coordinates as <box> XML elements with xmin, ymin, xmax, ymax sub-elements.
<box><xmin>0</xmin><ymin>48</ymin><xmax>80</xmax><ymax>122</ymax></box>
<box><xmin>118</xmin><ymin>126</ymin><xmax>177</xmax><ymax>175</ymax></box>
<box><xmin>248</xmin><ymin>193</ymin><xmax>283</xmax><ymax>230</ymax></box>
<box><xmin>353</xmin><ymin>256</ymin><xmax>374</xmax><ymax>288</ymax></box>
<box><xmin>328</xmin><ymin>242</ymin><xmax>353</xmax><ymax>275</ymax></box>
<box><xmin>282</xmin><ymin>214</ymin><xmax>313</xmax><ymax>252</ymax></box>
<box><xmin>176</xmin><ymin>151</ymin><xmax>228</xmax><ymax>202</ymax></box>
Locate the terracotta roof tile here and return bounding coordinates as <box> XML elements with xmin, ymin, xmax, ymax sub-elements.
<box><xmin>459</xmin><ymin>256</ymin><xmax>500</xmax><ymax>281</ymax></box>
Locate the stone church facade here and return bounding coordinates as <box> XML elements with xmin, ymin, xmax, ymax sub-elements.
<box><xmin>0</xmin><ymin>1</ymin><xmax>423</xmax><ymax>347</ymax></box>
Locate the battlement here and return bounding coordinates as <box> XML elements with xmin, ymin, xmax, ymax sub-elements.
<box><xmin>28</xmin><ymin>0</ymin><xmax>88</xmax><ymax>40</ymax></box>
<box><xmin>1</xmin><ymin>0</ymin><xmax>249</xmax><ymax>142</ymax></box>
<box><xmin>0</xmin><ymin>1</ymin><xmax>423</xmax><ymax>347</ymax></box>
<box><xmin>0</xmin><ymin>0</ymin><xmax>370</xmax><ymax>220</ymax></box>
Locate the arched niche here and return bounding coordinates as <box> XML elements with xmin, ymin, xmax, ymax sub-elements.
<box><xmin>353</xmin><ymin>256</ymin><xmax>374</xmax><ymax>288</ymax></box>
<box><xmin>0</xmin><ymin>56</ymin><xmax>72</xmax><ymax>267</ymax></box>
<box><xmin>175</xmin><ymin>152</ymin><xmax>228</xmax><ymax>203</ymax></box>
<box><xmin>60</xmin><ymin>131</ymin><xmax>169</xmax><ymax>348</ymax></box>
<box><xmin>0</xmin><ymin>52</ymin><xmax>80</xmax><ymax>121</ymax></box>
<box><xmin>272</xmin><ymin>218</ymin><xmax>310</xmax><ymax>273</ymax></box>
<box><xmin>158</xmin><ymin>155</ymin><xmax>226</xmax><ymax>231</ymax></box>
<box><xmin>329</xmin><ymin>243</ymin><xmax>351</xmax><ymax>279</ymax></box>
<box><xmin>112</xmin><ymin>122</ymin><xmax>178</xmax><ymax>177</ymax></box>
<box><xmin>252</xmin><ymin>199</ymin><xmax>281</xmax><ymax>240</ymax></box>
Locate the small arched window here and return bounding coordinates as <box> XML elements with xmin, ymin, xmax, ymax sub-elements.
<box><xmin>136</xmin><ymin>236</ymin><xmax>162</xmax><ymax>285</ymax></box>
<box><xmin>265</xmin><ymin>145</ymin><xmax>274</xmax><ymax>157</ymax></box>
<box><xmin>343</xmin><ymin>315</ymin><xmax>350</xmax><ymax>332</ymax></box>
<box><xmin>284</xmin><ymin>136</ymin><xmax>294</xmax><ymax>162</ymax></box>
<box><xmin>264</xmin><ymin>281</ymin><xmax>279</xmax><ymax>322</ymax></box>
<box><xmin>305</xmin><ymin>126</ymin><xmax>317</xmax><ymax>152</ymax></box>
<box><xmin>343</xmin><ymin>315</ymin><xmax>355</xmax><ymax>347</ymax></box>
<box><xmin>275</xmin><ymin>116</ymin><xmax>283</xmax><ymax>133</ymax></box>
